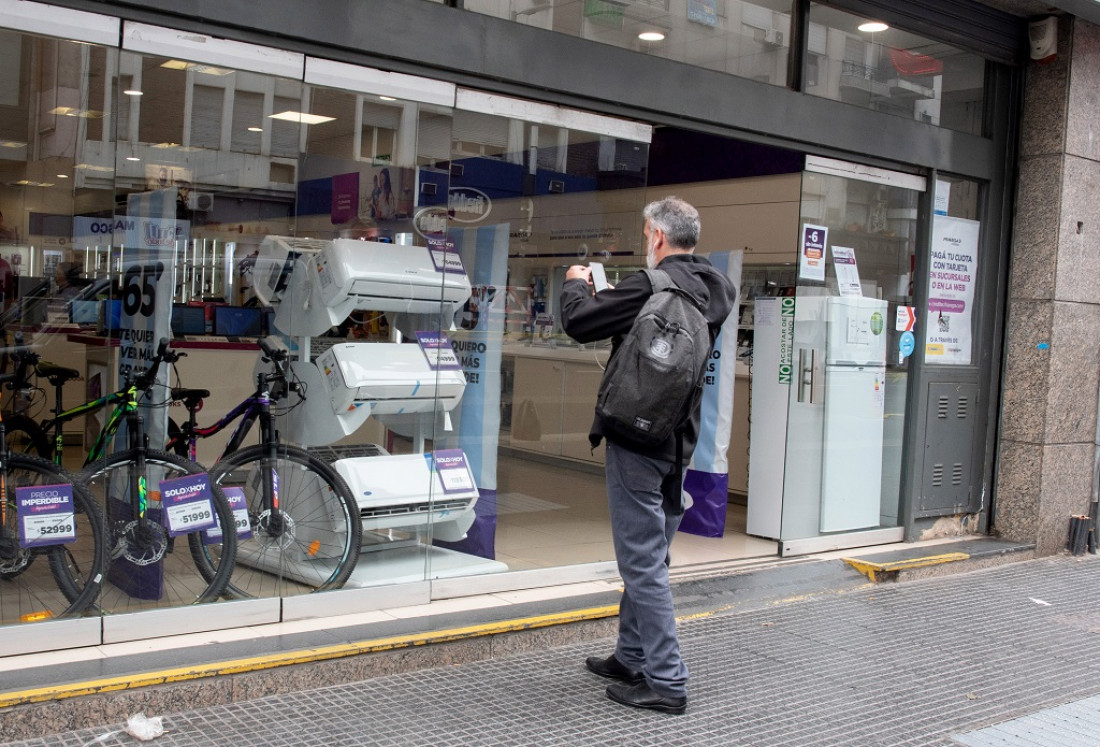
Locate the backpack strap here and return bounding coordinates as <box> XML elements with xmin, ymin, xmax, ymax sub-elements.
<box><xmin>644</xmin><ymin>267</ymin><xmax>691</xmax><ymax>514</ymax></box>
<box><xmin>643</xmin><ymin>267</ymin><xmax>706</xmax><ymax>313</ymax></box>
<box><xmin>642</xmin><ymin>268</ymin><xmax>674</xmax><ymax>294</ymax></box>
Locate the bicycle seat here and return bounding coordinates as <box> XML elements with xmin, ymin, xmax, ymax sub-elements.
<box><xmin>38</xmin><ymin>361</ymin><xmax>81</xmax><ymax>385</ymax></box>
<box><xmin>171</xmin><ymin>387</ymin><xmax>210</xmax><ymax>409</ymax></box>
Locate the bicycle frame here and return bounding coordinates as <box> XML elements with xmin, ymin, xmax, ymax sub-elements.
<box><xmin>173</xmin><ymin>393</ymin><xmax>265</xmax><ymax>464</ymax></box>
<box><xmin>40</xmin><ymin>386</ymin><xmax>139</xmax><ymax>466</ymax></box>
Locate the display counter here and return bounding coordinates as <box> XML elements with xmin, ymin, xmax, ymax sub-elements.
<box><xmin>503</xmin><ymin>343</ymin><xmax>610</xmax><ymax>465</ymax></box>
<box><xmin>503</xmin><ymin>342</ymin><xmax>751</xmax><ymax>490</ymax></box>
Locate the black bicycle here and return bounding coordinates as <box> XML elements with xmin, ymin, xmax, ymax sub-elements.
<box><xmin>0</xmin><ymin>356</ymin><xmax>107</xmax><ymax>625</ymax></box>
<box><xmin>2</xmin><ymin>337</ymin><xmax>239</xmax><ymax>612</ymax></box>
<box><xmin>166</xmin><ymin>336</ymin><xmax>362</xmax><ymax>598</ymax></box>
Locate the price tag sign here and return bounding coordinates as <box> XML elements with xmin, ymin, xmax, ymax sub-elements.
<box><xmin>416</xmin><ymin>331</ymin><xmax>462</xmax><ymax>371</ymax></box>
<box><xmin>159</xmin><ymin>473</ymin><xmax>218</xmax><ymax>537</ymax></box>
<box><xmin>203</xmin><ymin>487</ymin><xmax>253</xmax><ymax>543</ymax></box>
<box><xmin>16</xmin><ymin>483</ymin><xmax>76</xmax><ymax>548</ymax></box>
<box><xmin>433</xmin><ymin>449</ymin><xmax>475</xmax><ymax>494</ymax></box>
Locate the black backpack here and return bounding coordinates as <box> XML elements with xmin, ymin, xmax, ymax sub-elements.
<box><xmin>595</xmin><ymin>269</ymin><xmax>711</xmax><ymax>448</ymax></box>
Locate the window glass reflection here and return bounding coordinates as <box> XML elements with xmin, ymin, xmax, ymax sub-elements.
<box><xmin>806</xmin><ymin>4</ymin><xmax>985</xmax><ymax>134</ymax></box>
<box><xmin>463</xmin><ymin>0</ymin><xmax>792</xmax><ymax>87</ymax></box>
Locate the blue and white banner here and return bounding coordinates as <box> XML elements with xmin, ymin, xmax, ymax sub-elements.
<box><xmin>679</xmin><ymin>250</ymin><xmax>743</xmax><ymax>537</ymax></box>
<box><xmin>122</xmin><ymin>189</ymin><xmax>183</xmax><ymax>451</ymax></box>
<box><xmin>434</xmin><ymin>223</ymin><xmax>509</xmax><ymax>559</ymax></box>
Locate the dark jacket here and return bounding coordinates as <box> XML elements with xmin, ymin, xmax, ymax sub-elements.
<box><xmin>559</xmin><ymin>253</ymin><xmax>737</xmax><ymax>464</ymax></box>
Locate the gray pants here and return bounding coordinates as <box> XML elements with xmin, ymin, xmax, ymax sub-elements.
<box><xmin>606</xmin><ymin>440</ymin><xmax>688</xmax><ymax>698</ymax></box>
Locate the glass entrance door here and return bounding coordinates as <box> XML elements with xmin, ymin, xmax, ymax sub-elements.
<box><xmin>747</xmin><ymin>157</ymin><xmax>925</xmax><ymax>552</ymax></box>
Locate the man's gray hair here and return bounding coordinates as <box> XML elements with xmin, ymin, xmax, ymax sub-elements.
<box><xmin>643</xmin><ymin>196</ymin><xmax>700</xmax><ymax>250</ymax></box>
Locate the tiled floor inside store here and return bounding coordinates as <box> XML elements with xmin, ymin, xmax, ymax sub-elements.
<box><xmin>494</xmin><ymin>454</ymin><xmax>776</xmax><ymax>572</ymax></box>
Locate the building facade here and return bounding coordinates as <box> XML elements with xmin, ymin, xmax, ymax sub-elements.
<box><xmin>0</xmin><ymin>0</ymin><xmax>1096</xmax><ymax>656</ymax></box>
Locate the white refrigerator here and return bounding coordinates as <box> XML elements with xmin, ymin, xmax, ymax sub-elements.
<box><xmin>819</xmin><ymin>296</ymin><xmax>888</xmax><ymax>532</ymax></box>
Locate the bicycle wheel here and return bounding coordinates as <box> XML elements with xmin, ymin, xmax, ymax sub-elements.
<box><xmin>0</xmin><ymin>454</ymin><xmax>106</xmax><ymax>625</ymax></box>
<box><xmin>79</xmin><ymin>449</ymin><xmax>237</xmax><ymax>613</ymax></box>
<box><xmin>203</xmin><ymin>444</ymin><xmax>362</xmax><ymax>598</ymax></box>
<box><xmin>4</xmin><ymin>414</ymin><xmax>52</xmax><ymax>459</ymax></box>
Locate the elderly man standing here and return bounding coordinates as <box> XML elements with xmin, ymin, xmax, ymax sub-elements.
<box><xmin>560</xmin><ymin>196</ymin><xmax>736</xmax><ymax>714</ymax></box>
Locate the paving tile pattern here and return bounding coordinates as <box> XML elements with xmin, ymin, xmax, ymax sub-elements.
<box><xmin>5</xmin><ymin>555</ymin><xmax>1100</xmax><ymax>746</ymax></box>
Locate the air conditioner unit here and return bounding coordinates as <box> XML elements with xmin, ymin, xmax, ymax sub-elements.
<box><xmin>763</xmin><ymin>29</ymin><xmax>784</xmax><ymax>46</ymax></box>
<box><xmin>187</xmin><ymin>192</ymin><xmax>214</xmax><ymax>211</ymax></box>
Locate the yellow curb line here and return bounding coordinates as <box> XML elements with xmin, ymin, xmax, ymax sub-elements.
<box><xmin>843</xmin><ymin>552</ymin><xmax>970</xmax><ymax>582</ymax></box>
<box><xmin>0</xmin><ymin>604</ymin><xmax>620</xmax><ymax>710</ymax></box>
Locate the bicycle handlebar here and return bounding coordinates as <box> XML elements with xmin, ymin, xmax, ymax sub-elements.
<box><xmin>133</xmin><ymin>337</ymin><xmax>176</xmax><ymax>390</ymax></box>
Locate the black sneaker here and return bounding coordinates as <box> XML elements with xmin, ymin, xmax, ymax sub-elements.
<box><xmin>585</xmin><ymin>654</ymin><xmax>644</xmax><ymax>684</ymax></box>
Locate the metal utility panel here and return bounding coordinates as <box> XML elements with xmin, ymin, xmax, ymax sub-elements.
<box><xmin>919</xmin><ymin>382</ymin><xmax>979</xmax><ymax>516</ymax></box>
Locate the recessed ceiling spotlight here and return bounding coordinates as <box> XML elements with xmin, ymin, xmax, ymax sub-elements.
<box><xmin>858</xmin><ymin>21</ymin><xmax>889</xmax><ymax>33</ymax></box>
<box><xmin>638</xmin><ymin>31</ymin><xmax>666</xmax><ymax>42</ymax></box>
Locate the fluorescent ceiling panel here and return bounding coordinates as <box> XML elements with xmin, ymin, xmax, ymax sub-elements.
<box><xmin>123</xmin><ymin>22</ymin><xmax>304</xmax><ymax>80</ymax></box>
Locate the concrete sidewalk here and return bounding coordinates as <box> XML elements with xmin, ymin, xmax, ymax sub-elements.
<box><xmin>4</xmin><ymin>548</ymin><xmax>1100</xmax><ymax>745</ymax></box>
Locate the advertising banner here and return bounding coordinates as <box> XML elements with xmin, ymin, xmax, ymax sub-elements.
<box><xmin>925</xmin><ymin>215</ymin><xmax>979</xmax><ymax>365</ymax></box>
<box><xmin>679</xmin><ymin>250</ymin><xmax>743</xmax><ymax>538</ymax></box>
<box><xmin>434</xmin><ymin>223</ymin><xmax>509</xmax><ymax>559</ymax></box>
<box><xmin>122</xmin><ymin>189</ymin><xmax>181</xmax><ymax>451</ymax></box>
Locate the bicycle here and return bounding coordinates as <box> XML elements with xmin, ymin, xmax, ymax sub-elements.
<box><xmin>0</xmin><ymin>360</ymin><xmax>107</xmax><ymax>625</ymax></box>
<box><xmin>3</xmin><ymin>337</ymin><xmax>239</xmax><ymax>612</ymax></box>
<box><xmin>165</xmin><ymin>336</ymin><xmax>362</xmax><ymax>598</ymax></box>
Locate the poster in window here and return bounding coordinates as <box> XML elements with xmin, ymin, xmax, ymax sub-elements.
<box><xmin>925</xmin><ymin>215</ymin><xmax>979</xmax><ymax>365</ymax></box>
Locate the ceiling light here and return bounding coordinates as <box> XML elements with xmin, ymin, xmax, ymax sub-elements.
<box><xmin>247</xmin><ymin>126</ymin><xmax>263</xmax><ymax>132</ymax></box>
<box><xmin>57</xmin><ymin>174</ymin><xmax>69</xmax><ymax>179</ymax></box>
<box><xmin>269</xmin><ymin>111</ymin><xmax>336</xmax><ymax>125</ymax></box>
<box><xmin>49</xmin><ymin>106</ymin><xmax>105</xmax><ymax>118</ymax></box>
<box><xmin>858</xmin><ymin>21</ymin><xmax>889</xmax><ymax>33</ymax></box>
<box><xmin>0</xmin><ymin>141</ymin><xmax>26</xmax><ymax>149</ymax></box>
<box><xmin>161</xmin><ymin>60</ymin><xmax>235</xmax><ymax>75</ymax></box>
<box><xmin>379</xmin><ymin>96</ymin><xmax>397</xmax><ymax>101</ymax></box>
<box><xmin>126</xmin><ymin>156</ymin><xmax>140</xmax><ymax>161</ymax></box>
<box><xmin>123</xmin><ymin>89</ymin><xmax>143</xmax><ymax>96</ymax></box>
<box><xmin>638</xmin><ymin>31</ymin><xmax>666</xmax><ymax>42</ymax></box>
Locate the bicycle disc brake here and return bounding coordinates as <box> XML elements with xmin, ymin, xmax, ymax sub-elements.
<box><xmin>113</xmin><ymin>520</ymin><xmax>169</xmax><ymax>566</ymax></box>
<box><xmin>254</xmin><ymin>509</ymin><xmax>296</xmax><ymax>551</ymax></box>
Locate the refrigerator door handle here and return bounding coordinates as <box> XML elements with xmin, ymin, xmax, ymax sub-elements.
<box><xmin>812</xmin><ymin>350</ymin><xmax>825</xmax><ymax>405</ymax></box>
<box><xmin>798</xmin><ymin>348</ymin><xmax>813</xmax><ymax>403</ymax></box>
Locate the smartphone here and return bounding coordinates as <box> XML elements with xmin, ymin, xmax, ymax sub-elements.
<box><xmin>589</xmin><ymin>262</ymin><xmax>608</xmax><ymax>292</ymax></box>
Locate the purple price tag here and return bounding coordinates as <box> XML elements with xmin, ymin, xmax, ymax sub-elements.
<box><xmin>203</xmin><ymin>487</ymin><xmax>253</xmax><ymax>543</ymax></box>
<box><xmin>415</xmin><ymin>331</ymin><xmax>462</xmax><ymax>371</ymax></box>
<box><xmin>16</xmin><ymin>483</ymin><xmax>75</xmax><ymax>548</ymax></box>
<box><xmin>428</xmin><ymin>238</ymin><xmax>464</xmax><ymax>274</ymax></box>
<box><xmin>433</xmin><ymin>449</ymin><xmax>475</xmax><ymax>494</ymax></box>
<box><xmin>159</xmin><ymin>473</ymin><xmax>218</xmax><ymax>537</ymax></box>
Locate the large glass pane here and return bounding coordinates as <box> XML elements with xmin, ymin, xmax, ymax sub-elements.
<box><xmin>463</xmin><ymin>0</ymin><xmax>792</xmax><ymax>87</ymax></box>
<box><xmin>774</xmin><ymin>167</ymin><xmax>921</xmax><ymax>540</ymax></box>
<box><xmin>806</xmin><ymin>4</ymin><xmax>986</xmax><ymax>134</ymax></box>
<box><xmin>0</xmin><ymin>29</ymin><xmax>122</xmax><ymax>625</ymax></box>
<box><xmin>441</xmin><ymin>105</ymin><xmax>650</xmax><ymax>573</ymax></box>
